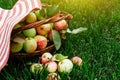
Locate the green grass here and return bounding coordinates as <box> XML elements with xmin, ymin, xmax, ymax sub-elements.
<box><xmin>1</xmin><ymin>0</ymin><xmax>120</xmax><ymax>80</ymax></box>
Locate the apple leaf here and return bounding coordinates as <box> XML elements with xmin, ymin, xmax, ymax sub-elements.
<box><xmin>67</xmin><ymin>27</ymin><xmax>87</xmax><ymax>34</ymax></box>
<box><xmin>55</xmin><ymin>54</ymin><xmax>68</xmax><ymax>61</ymax></box>
<box><xmin>52</xmin><ymin>30</ymin><xmax>61</xmax><ymax>50</ymax></box>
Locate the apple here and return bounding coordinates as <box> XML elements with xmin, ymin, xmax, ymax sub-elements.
<box><xmin>54</xmin><ymin>20</ymin><xmax>68</xmax><ymax>31</ymax></box>
<box><xmin>10</xmin><ymin>36</ymin><xmax>25</xmax><ymax>53</ymax></box>
<box><xmin>26</xmin><ymin>12</ymin><xmax>37</xmax><ymax>23</ymax></box>
<box><xmin>30</xmin><ymin>63</ymin><xmax>43</xmax><ymax>74</ymax></box>
<box><xmin>46</xmin><ymin>73</ymin><xmax>61</xmax><ymax>80</ymax></box>
<box><xmin>13</xmin><ymin>23</ymin><xmax>22</xmax><ymax>30</ymax></box>
<box><xmin>12</xmin><ymin>35</ymin><xmax>25</xmax><ymax>43</ymax></box>
<box><xmin>23</xmin><ymin>28</ymin><xmax>36</xmax><ymax>37</ymax></box>
<box><xmin>23</xmin><ymin>38</ymin><xmax>37</xmax><ymax>53</ymax></box>
<box><xmin>46</xmin><ymin>5</ymin><xmax>59</xmax><ymax>17</ymax></box>
<box><xmin>39</xmin><ymin>52</ymin><xmax>52</xmax><ymax>64</ymax></box>
<box><xmin>58</xmin><ymin>59</ymin><xmax>73</xmax><ymax>74</ymax></box>
<box><xmin>36</xmin><ymin>24</ymin><xmax>51</xmax><ymax>36</ymax></box>
<box><xmin>48</xmin><ymin>30</ymin><xmax>53</xmax><ymax>41</ymax></box>
<box><xmin>45</xmin><ymin>61</ymin><xmax>58</xmax><ymax>73</ymax></box>
<box><xmin>34</xmin><ymin>35</ymin><xmax>47</xmax><ymax>50</ymax></box>
<box><xmin>10</xmin><ymin>42</ymin><xmax>23</xmax><ymax>53</ymax></box>
<box><xmin>71</xmin><ymin>56</ymin><xmax>82</xmax><ymax>66</ymax></box>
<box><xmin>34</xmin><ymin>10</ymin><xmax>45</xmax><ymax>20</ymax></box>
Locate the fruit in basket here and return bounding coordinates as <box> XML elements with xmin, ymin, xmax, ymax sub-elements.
<box><xmin>58</xmin><ymin>59</ymin><xmax>73</xmax><ymax>74</ymax></box>
<box><xmin>10</xmin><ymin>42</ymin><xmax>23</xmax><ymax>53</ymax></box>
<box><xmin>54</xmin><ymin>20</ymin><xmax>68</xmax><ymax>31</ymax></box>
<box><xmin>71</xmin><ymin>56</ymin><xmax>82</xmax><ymax>66</ymax></box>
<box><xmin>34</xmin><ymin>35</ymin><xmax>47</xmax><ymax>50</ymax></box>
<box><xmin>39</xmin><ymin>52</ymin><xmax>52</xmax><ymax>64</ymax></box>
<box><xmin>26</xmin><ymin>12</ymin><xmax>37</xmax><ymax>23</ymax></box>
<box><xmin>23</xmin><ymin>28</ymin><xmax>36</xmax><ymax>37</ymax></box>
<box><xmin>34</xmin><ymin>10</ymin><xmax>45</xmax><ymax>20</ymax></box>
<box><xmin>23</xmin><ymin>38</ymin><xmax>37</xmax><ymax>53</ymax></box>
<box><xmin>13</xmin><ymin>23</ymin><xmax>22</xmax><ymax>30</ymax></box>
<box><xmin>46</xmin><ymin>5</ymin><xmax>59</xmax><ymax>17</ymax></box>
<box><xmin>10</xmin><ymin>36</ymin><xmax>25</xmax><ymax>53</ymax></box>
<box><xmin>46</xmin><ymin>73</ymin><xmax>61</xmax><ymax>80</ymax></box>
<box><xmin>30</xmin><ymin>63</ymin><xmax>43</xmax><ymax>74</ymax></box>
<box><xmin>36</xmin><ymin>24</ymin><xmax>51</xmax><ymax>36</ymax></box>
<box><xmin>45</xmin><ymin>61</ymin><xmax>58</xmax><ymax>73</ymax></box>
<box><xmin>48</xmin><ymin>30</ymin><xmax>53</xmax><ymax>41</ymax></box>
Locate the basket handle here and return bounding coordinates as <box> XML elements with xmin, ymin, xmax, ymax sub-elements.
<box><xmin>11</xmin><ymin>12</ymin><xmax>73</xmax><ymax>37</ymax></box>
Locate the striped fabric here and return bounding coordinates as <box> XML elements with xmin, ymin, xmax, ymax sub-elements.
<box><xmin>0</xmin><ymin>0</ymin><xmax>42</xmax><ymax>71</ymax></box>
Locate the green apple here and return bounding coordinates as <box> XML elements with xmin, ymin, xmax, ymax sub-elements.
<box><xmin>13</xmin><ymin>22</ymin><xmax>24</xmax><ymax>30</ymax></box>
<box><xmin>10</xmin><ymin>35</ymin><xmax>25</xmax><ymax>53</ymax></box>
<box><xmin>23</xmin><ymin>28</ymin><xmax>36</xmax><ymax>37</ymax></box>
<box><xmin>23</xmin><ymin>38</ymin><xmax>37</xmax><ymax>53</ymax></box>
<box><xmin>46</xmin><ymin>5</ymin><xmax>59</xmax><ymax>17</ymax></box>
<box><xmin>34</xmin><ymin>10</ymin><xmax>45</xmax><ymax>20</ymax></box>
<box><xmin>30</xmin><ymin>63</ymin><xmax>43</xmax><ymax>74</ymax></box>
<box><xmin>26</xmin><ymin>12</ymin><xmax>37</xmax><ymax>23</ymax></box>
<box><xmin>10</xmin><ymin>42</ymin><xmax>23</xmax><ymax>53</ymax></box>
<box><xmin>58</xmin><ymin>59</ymin><xmax>73</xmax><ymax>74</ymax></box>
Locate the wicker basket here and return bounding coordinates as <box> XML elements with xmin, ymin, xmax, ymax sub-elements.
<box><xmin>10</xmin><ymin>6</ymin><xmax>73</xmax><ymax>58</ymax></box>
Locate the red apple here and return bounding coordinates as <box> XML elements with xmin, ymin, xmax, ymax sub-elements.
<box><xmin>45</xmin><ymin>61</ymin><xmax>58</xmax><ymax>73</ymax></box>
<box><xmin>36</xmin><ymin>24</ymin><xmax>51</xmax><ymax>36</ymax></box>
<box><xmin>34</xmin><ymin>35</ymin><xmax>47</xmax><ymax>50</ymax></box>
<box><xmin>48</xmin><ymin>30</ymin><xmax>53</xmax><ymax>41</ymax></box>
<box><xmin>10</xmin><ymin>42</ymin><xmax>23</xmax><ymax>53</ymax></box>
<box><xmin>54</xmin><ymin>20</ymin><xmax>68</xmax><ymax>31</ymax></box>
<box><xmin>39</xmin><ymin>52</ymin><xmax>52</xmax><ymax>64</ymax></box>
<box><xmin>71</xmin><ymin>56</ymin><xmax>82</xmax><ymax>66</ymax></box>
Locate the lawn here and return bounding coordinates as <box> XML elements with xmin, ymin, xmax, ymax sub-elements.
<box><xmin>1</xmin><ymin>0</ymin><xmax>120</xmax><ymax>80</ymax></box>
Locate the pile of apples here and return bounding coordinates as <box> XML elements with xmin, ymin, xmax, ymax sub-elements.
<box><xmin>10</xmin><ymin>5</ymin><xmax>68</xmax><ymax>54</ymax></box>
<box><xmin>30</xmin><ymin>52</ymin><xmax>82</xmax><ymax>80</ymax></box>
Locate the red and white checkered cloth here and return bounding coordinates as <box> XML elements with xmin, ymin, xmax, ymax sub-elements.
<box><xmin>0</xmin><ymin>0</ymin><xmax>42</xmax><ymax>71</ymax></box>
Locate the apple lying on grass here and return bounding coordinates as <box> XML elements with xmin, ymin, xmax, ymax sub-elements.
<box><xmin>30</xmin><ymin>63</ymin><xmax>43</xmax><ymax>74</ymax></box>
<box><xmin>45</xmin><ymin>61</ymin><xmax>58</xmax><ymax>73</ymax></box>
<box><xmin>34</xmin><ymin>35</ymin><xmax>47</xmax><ymax>50</ymax></box>
<box><xmin>54</xmin><ymin>20</ymin><xmax>68</xmax><ymax>31</ymax></box>
<box><xmin>23</xmin><ymin>28</ymin><xmax>36</xmax><ymax>38</ymax></box>
<box><xmin>58</xmin><ymin>59</ymin><xmax>73</xmax><ymax>74</ymax></box>
<box><xmin>23</xmin><ymin>38</ymin><xmax>37</xmax><ymax>53</ymax></box>
<box><xmin>39</xmin><ymin>52</ymin><xmax>52</xmax><ymax>64</ymax></box>
<box><xmin>46</xmin><ymin>73</ymin><xmax>61</xmax><ymax>80</ymax></box>
<box><xmin>71</xmin><ymin>56</ymin><xmax>82</xmax><ymax>66</ymax></box>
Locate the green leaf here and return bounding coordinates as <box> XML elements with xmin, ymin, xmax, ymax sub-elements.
<box><xmin>55</xmin><ymin>54</ymin><xmax>68</xmax><ymax>61</ymax></box>
<box><xmin>52</xmin><ymin>30</ymin><xmax>61</xmax><ymax>50</ymax></box>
